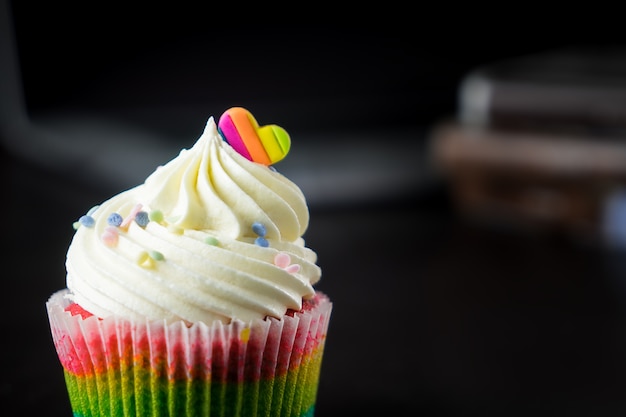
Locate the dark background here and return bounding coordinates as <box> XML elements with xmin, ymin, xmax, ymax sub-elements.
<box><xmin>5</xmin><ymin>2</ymin><xmax>626</xmax><ymax>416</ymax></box>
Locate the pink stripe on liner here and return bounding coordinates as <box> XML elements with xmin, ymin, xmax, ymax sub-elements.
<box><xmin>218</xmin><ymin>114</ymin><xmax>252</xmax><ymax>161</ymax></box>
<box><xmin>46</xmin><ymin>289</ymin><xmax>332</xmax><ymax>381</ymax></box>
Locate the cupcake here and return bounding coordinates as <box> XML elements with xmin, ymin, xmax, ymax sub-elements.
<box><xmin>46</xmin><ymin>108</ymin><xmax>332</xmax><ymax>417</ymax></box>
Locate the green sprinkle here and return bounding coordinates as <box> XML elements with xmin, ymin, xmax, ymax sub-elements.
<box><xmin>149</xmin><ymin>210</ymin><xmax>164</xmax><ymax>223</ymax></box>
<box><xmin>86</xmin><ymin>205</ymin><xmax>100</xmax><ymax>216</ymax></box>
<box><xmin>72</xmin><ymin>221</ymin><xmax>81</xmax><ymax>230</ymax></box>
<box><xmin>149</xmin><ymin>250</ymin><xmax>164</xmax><ymax>261</ymax></box>
<box><xmin>204</xmin><ymin>236</ymin><xmax>219</xmax><ymax>246</ymax></box>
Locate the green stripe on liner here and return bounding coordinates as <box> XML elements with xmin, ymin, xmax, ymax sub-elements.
<box><xmin>63</xmin><ymin>354</ymin><xmax>323</xmax><ymax>417</ymax></box>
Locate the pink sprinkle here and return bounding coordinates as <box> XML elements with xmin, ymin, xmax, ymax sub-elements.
<box><xmin>274</xmin><ymin>252</ymin><xmax>300</xmax><ymax>274</ymax></box>
<box><xmin>120</xmin><ymin>203</ymin><xmax>143</xmax><ymax>229</ymax></box>
<box><xmin>274</xmin><ymin>253</ymin><xmax>291</xmax><ymax>268</ymax></box>
<box><xmin>102</xmin><ymin>226</ymin><xmax>119</xmax><ymax>247</ymax></box>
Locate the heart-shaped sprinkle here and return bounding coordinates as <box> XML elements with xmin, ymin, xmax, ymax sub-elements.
<box><xmin>218</xmin><ymin>107</ymin><xmax>291</xmax><ymax>165</ymax></box>
<box><xmin>274</xmin><ymin>252</ymin><xmax>291</xmax><ymax>268</ymax></box>
<box><xmin>101</xmin><ymin>226</ymin><xmax>119</xmax><ymax>247</ymax></box>
<box><xmin>274</xmin><ymin>252</ymin><xmax>301</xmax><ymax>274</ymax></box>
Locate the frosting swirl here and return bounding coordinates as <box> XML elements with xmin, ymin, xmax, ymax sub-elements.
<box><xmin>65</xmin><ymin>117</ymin><xmax>320</xmax><ymax>324</ymax></box>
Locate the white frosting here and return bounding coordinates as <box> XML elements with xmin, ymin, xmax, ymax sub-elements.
<box><xmin>65</xmin><ymin>117</ymin><xmax>320</xmax><ymax>324</ymax></box>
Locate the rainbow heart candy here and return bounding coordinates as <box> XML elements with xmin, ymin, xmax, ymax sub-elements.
<box><xmin>217</xmin><ymin>107</ymin><xmax>291</xmax><ymax>165</ymax></box>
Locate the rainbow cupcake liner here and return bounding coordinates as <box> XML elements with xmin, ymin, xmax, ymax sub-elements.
<box><xmin>46</xmin><ymin>289</ymin><xmax>332</xmax><ymax>417</ymax></box>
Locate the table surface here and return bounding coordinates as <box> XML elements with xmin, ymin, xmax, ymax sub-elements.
<box><xmin>4</xmin><ymin>144</ymin><xmax>626</xmax><ymax>417</ymax></box>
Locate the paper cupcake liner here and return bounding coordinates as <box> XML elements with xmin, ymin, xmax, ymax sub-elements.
<box><xmin>46</xmin><ymin>289</ymin><xmax>332</xmax><ymax>417</ymax></box>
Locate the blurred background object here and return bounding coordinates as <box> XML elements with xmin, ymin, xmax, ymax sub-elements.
<box><xmin>430</xmin><ymin>45</ymin><xmax>626</xmax><ymax>245</ymax></box>
<box><xmin>2</xmin><ymin>2</ymin><xmax>594</xmax><ymax>209</ymax></box>
<box><xmin>458</xmin><ymin>45</ymin><xmax>626</xmax><ymax>133</ymax></box>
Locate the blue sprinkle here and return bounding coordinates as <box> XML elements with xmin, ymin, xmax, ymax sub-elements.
<box><xmin>251</xmin><ymin>222</ymin><xmax>266</xmax><ymax>237</ymax></box>
<box><xmin>107</xmin><ymin>213</ymin><xmax>123</xmax><ymax>227</ymax></box>
<box><xmin>255</xmin><ymin>237</ymin><xmax>269</xmax><ymax>247</ymax></box>
<box><xmin>135</xmin><ymin>211</ymin><xmax>150</xmax><ymax>227</ymax></box>
<box><xmin>79</xmin><ymin>215</ymin><xmax>95</xmax><ymax>228</ymax></box>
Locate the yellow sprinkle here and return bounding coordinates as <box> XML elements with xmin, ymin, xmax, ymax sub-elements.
<box><xmin>136</xmin><ymin>251</ymin><xmax>155</xmax><ymax>268</ymax></box>
<box><xmin>240</xmin><ymin>327</ymin><xmax>251</xmax><ymax>343</ymax></box>
<box><xmin>167</xmin><ymin>225</ymin><xmax>184</xmax><ymax>235</ymax></box>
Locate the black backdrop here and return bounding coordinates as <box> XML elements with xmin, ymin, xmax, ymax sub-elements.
<box><xmin>7</xmin><ymin>3</ymin><xmax>626</xmax><ymax>416</ymax></box>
